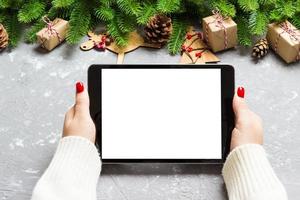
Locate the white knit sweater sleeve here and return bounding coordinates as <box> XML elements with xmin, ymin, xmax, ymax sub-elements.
<box><xmin>222</xmin><ymin>144</ymin><xmax>288</xmax><ymax>200</ymax></box>
<box><xmin>31</xmin><ymin>136</ymin><xmax>101</xmax><ymax>200</ymax></box>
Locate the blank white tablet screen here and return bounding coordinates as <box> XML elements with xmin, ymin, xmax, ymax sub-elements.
<box><xmin>101</xmin><ymin>68</ymin><xmax>222</xmax><ymax>159</ymax></box>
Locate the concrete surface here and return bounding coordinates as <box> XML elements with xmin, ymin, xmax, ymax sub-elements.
<box><xmin>0</xmin><ymin>39</ymin><xmax>299</xmax><ymax>200</ymax></box>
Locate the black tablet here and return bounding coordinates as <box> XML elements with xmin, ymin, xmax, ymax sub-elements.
<box><xmin>88</xmin><ymin>64</ymin><xmax>234</xmax><ymax>163</ymax></box>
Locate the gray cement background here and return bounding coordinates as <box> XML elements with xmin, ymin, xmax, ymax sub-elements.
<box><xmin>0</xmin><ymin>39</ymin><xmax>299</xmax><ymax>199</ymax></box>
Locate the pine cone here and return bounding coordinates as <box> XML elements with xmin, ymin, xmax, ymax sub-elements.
<box><xmin>0</xmin><ymin>23</ymin><xmax>9</xmax><ymax>51</ymax></box>
<box><xmin>144</xmin><ymin>14</ymin><xmax>172</xmax><ymax>45</ymax></box>
<box><xmin>252</xmin><ymin>38</ymin><xmax>269</xmax><ymax>59</ymax></box>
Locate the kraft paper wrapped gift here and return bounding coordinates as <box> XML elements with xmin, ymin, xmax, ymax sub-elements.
<box><xmin>36</xmin><ymin>18</ymin><xmax>69</xmax><ymax>51</ymax></box>
<box><xmin>202</xmin><ymin>14</ymin><xmax>237</xmax><ymax>52</ymax></box>
<box><xmin>266</xmin><ymin>21</ymin><xmax>300</xmax><ymax>63</ymax></box>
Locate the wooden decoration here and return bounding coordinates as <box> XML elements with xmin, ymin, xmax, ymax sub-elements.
<box><xmin>106</xmin><ymin>31</ymin><xmax>161</xmax><ymax>64</ymax></box>
<box><xmin>180</xmin><ymin>27</ymin><xmax>220</xmax><ymax>64</ymax></box>
<box><xmin>80</xmin><ymin>31</ymin><xmax>161</xmax><ymax>64</ymax></box>
<box><xmin>80</xmin><ymin>31</ymin><xmax>103</xmax><ymax>51</ymax></box>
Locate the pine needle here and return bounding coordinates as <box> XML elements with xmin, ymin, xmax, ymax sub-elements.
<box><xmin>249</xmin><ymin>11</ymin><xmax>268</xmax><ymax>35</ymax></box>
<box><xmin>237</xmin><ymin>17</ymin><xmax>252</xmax><ymax>46</ymax></box>
<box><xmin>3</xmin><ymin>12</ymin><xmax>22</xmax><ymax>47</ymax></box>
<box><xmin>238</xmin><ymin>0</ymin><xmax>259</xmax><ymax>12</ymax></box>
<box><xmin>52</xmin><ymin>0</ymin><xmax>75</xmax><ymax>8</ymax></box>
<box><xmin>136</xmin><ymin>2</ymin><xmax>156</xmax><ymax>25</ymax></box>
<box><xmin>66</xmin><ymin>1</ymin><xmax>91</xmax><ymax>44</ymax></box>
<box><xmin>167</xmin><ymin>17</ymin><xmax>188</xmax><ymax>55</ymax></box>
<box><xmin>211</xmin><ymin>0</ymin><xmax>236</xmax><ymax>17</ymax></box>
<box><xmin>25</xmin><ymin>20</ymin><xmax>45</xmax><ymax>43</ymax></box>
<box><xmin>157</xmin><ymin>0</ymin><xmax>181</xmax><ymax>14</ymax></box>
<box><xmin>94</xmin><ymin>6</ymin><xmax>115</xmax><ymax>21</ymax></box>
<box><xmin>18</xmin><ymin>0</ymin><xmax>46</xmax><ymax>23</ymax></box>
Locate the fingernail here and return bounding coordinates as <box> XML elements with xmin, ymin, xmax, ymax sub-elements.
<box><xmin>76</xmin><ymin>82</ymin><xmax>84</xmax><ymax>93</ymax></box>
<box><xmin>237</xmin><ymin>86</ymin><xmax>245</xmax><ymax>98</ymax></box>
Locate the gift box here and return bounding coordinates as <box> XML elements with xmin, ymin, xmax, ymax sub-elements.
<box><xmin>202</xmin><ymin>12</ymin><xmax>237</xmax><ymax>52</ymax></box>
<box><xmin>36</xmin><ymin>18</ymin><xmax>69</xmax><ymax>51</ymax></box>
<box><xmin>266</xmin><ymin>21</ymin><xmax>300</xmax><ymax>63</ymax></box>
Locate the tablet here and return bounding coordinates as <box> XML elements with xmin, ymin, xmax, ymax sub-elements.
<box><xmin>88</xmin><ymin>65</ymin><xmax>234</xmax><ymax>163</ymax></box>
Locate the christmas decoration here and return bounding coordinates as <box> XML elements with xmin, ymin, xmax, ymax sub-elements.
<box><xmin>267</xmin><ymin>21</ymin><xmax>300</xmax><ymax>63</ymax></box>
<box><xmin>106</xmin><ymin>31</ymin><xmax>161</xmax><ymax>63</ymax></box>
<box><xmin>203</xmin><ymin>10</ymin><xmax>237</xmax><ymax>52</ymax></box>
<box><xmin>180</xmin><ymin>27</ymin><xmax>219</xmax><ymax>64</ymax></box>
<box><xmin>144</xmin><ymin>14</ymin><xmax>172</xmax><ymax>45</ymax></box>
<box><xmin>81</xmin><ymin>31</ymin><xmax>160</xmax><ymax>63</ymax></box>
<box><xmin>80</xmin><ymin>32</ymin><xmax>113</xmax><ymax>51</ymax></box>
<box><xmin>36</xmin><ymin>17</ymin><xmax>69</xmax><ymax>51</ymax></box>
<box><xmin>0</xmin><ymin>24</ymin><xmax>9</xmax><ymax>51</ymax></box>
<box><xmin>0</xmin><ymin>0</ymin><xmax>300</xmax><ymax>55</ymax></box>
<box><xmin>252</xmin><ymin>39</ymin><xmax>269</xmax><ymax>59</ymax></box>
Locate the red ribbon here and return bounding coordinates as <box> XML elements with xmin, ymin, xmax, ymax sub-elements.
<box><xmin>41</xmin><ymin>16</ymin><xmax>62</xmax><ymax>46</ymax></box>
<box><xmin>205</xmin><ymin>9</ymin><xmax>228</xmax><ymax>50</ymax></box>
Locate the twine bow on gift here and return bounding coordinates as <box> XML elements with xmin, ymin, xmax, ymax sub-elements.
<box><xmin>205</xmin><ymin>9</ymin><xmax>228</xmax><ymax>50</ymax></box>
<box><xmin>274</xmin><ymin>21</ymin><xmax>300</xmax><ymax>61</ymax></box>
<box><xmin>40</xmin><ymin>16</ymin><xmax>62</xmax><ymax>47</ymax></box>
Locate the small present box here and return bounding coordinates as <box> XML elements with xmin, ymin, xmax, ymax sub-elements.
<box><xmin>202</xmin><ymin>14</ymin><xmax>237</xmax><ymax>52</ymax></box>
<box><xmin>36</xmin><ymin>18</ymin><xmax>69</xmax><ymax>51</ymax></box>
<box><xmin>267</xmin><ymin>21</ymin><xmax>300</xmax><ymax>63</ymax></box>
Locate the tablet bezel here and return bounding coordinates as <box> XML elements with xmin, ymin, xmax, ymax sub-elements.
<box><xmin>88</xmin><ymin>64</ymin><xmax>234</xmax><ymax>164</ymax></box>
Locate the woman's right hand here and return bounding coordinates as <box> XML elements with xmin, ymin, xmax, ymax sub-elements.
<box><xmin>63</xmin><ymin>82</ymin><xmax>96</xmax><ymax>143</ymax></box>
<box><xmin>230</xmin><ymin>87</ymin><xmax>263</xmax><ymax>151</ymax></box>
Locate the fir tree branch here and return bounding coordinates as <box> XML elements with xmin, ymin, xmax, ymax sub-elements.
<box><xmin>18</xmin><ymin>0</ymin><xmax>46</xmax><ymax>23</ymax></box>
<box><xmin>296</xmin><ymin>0</ymin><xmax>300</xmax><ymax>12</ymax></box>
<box><xmin>0</xmin><ymin>10</ymin><xmax>6</xmax><ymax>22</ymax></box>
<box><xmin>136</xmin><ymin>2</ymin><xmax>156</xmax><ymax>25</ymax></box>
<box><xmin>157</xmin><ymin>0</ymin><xmax>181</xmax><ymax>14</ymax></box>
<box><xmin>100</xmin><ymin>0</ymin><xmax>114</xmax><ymax>7</ymax></box>
<box><xmin>237</xmin><ymin>0</ymin><xmax>259</xmax><ymax>12</ymax></box>
<box><xmin>52</xmin><ymin>0</ymin><xmax>75</xmax><ymax>8</ymax></box>
<box><xmin>107</xmin><ymin>16</ymin><xmax>128</xmax><ymax>46</ymax></box>
<box><xmin>237</xmin><ymin>17</ymin><xmax>252</xmax><ymax>46</ymax></box>
<box><xmin>25</xmin><ymin>20</ymin><xmax>45</xmax><ymax>43</ymax></box>
<box><xmin>116</xmin><ymin>0</ymin><xmax>141</xmax><ymax>16</ymax></box>
<box><xmin>3</xmin><ymin>11</ymin><xmax>22</xmax><ymax>47</ymax></box>
<box><xmin>258</xmin><ymin>0</ymin><xmax>276</xmax><ymax>5</ymax></box>
<box><xmin>167</xmin><ymin>17</ymin><xmax>188</xmax><ymax>55</ymax></box>
<box><xmin>249</xmin><ymin>11</ymin><xmax>268</xmax><ymax>35</ymax></box>
<box><xmin>0</xmin><ymin>0</ymin><xmax>10</xmax><ymax>8</ymax></box>
<box><xmin>211</xmin><ymin>0</ymin><xmax>236</xmax><ymax>17</ymax></box>
<box><xmin>291</xmin><ymin>13</ymin><xmax>300</xmax><ymax>29</ymax></box>
<box><xmin>116</xmin><ymin>12</ymin><xmax>135</xmax><ymax>32</ymax></box>
<box><xmin>94</xmin><ymin>6</ymin><xmax>115</xmax><ymax>21</ymax></box>
<box><xmin>183</xmin><ymin>0</ymin><xmax>203</xmax><ymax>17</ymax></box>
<box><xmin>48</xmin><ymin>7</ymin><xmax>72</xmax><ymax>19</ymax></box>
<box><xmin>66</xmin><ymin>1</ymin><xmax>91</xmax><ymax>44</ymax></box>
<box><xmin>269</xmin><ymin>0</ymin><xmax>296</xmax><ymax>22</ymax></box>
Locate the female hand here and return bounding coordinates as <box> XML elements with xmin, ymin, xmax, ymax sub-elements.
<box><xmin>230</xmin><ymin>87</ymin><xmax>263</xmax><ymax>151</ymax></box>
<box><xmin>63</xmin><ymin>82</ymin><xmax>96</xmax><ymax>143</ymax></box>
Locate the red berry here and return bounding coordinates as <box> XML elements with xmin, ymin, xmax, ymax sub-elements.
<box><xmin>195</xmin><ymin>52</ymin><xmax>202</xmax><ymax>57</ymax></box>
<box><xmin>95</xmin><ymin>42</ymin><xmax>105</xmax><ymax>51</ymax></box>
<box><xmin>197</xmin><ymin>32</ymin><xmax>203</xmax><ymax>40</ymax></box>
<box><xmin>187</xmin><ymin>47</ymin><xmax>193</xmax><ymax>52</ymax></box>
<box><xmin>186</xmin><ymin>34</ymin><xmax>192</xmax><ymax>40</ymax></box>
<box><xmin>181</xmin><ymin>45</ymin><xmax>186</xmax><ymax>50</ymax></box>
<box><xmin>101</xmin><ymin>36</ymin><xmax>106</xmax><ymax>42</ymax></box>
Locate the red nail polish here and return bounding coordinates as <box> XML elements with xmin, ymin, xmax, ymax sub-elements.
<box><xmin>237</xmin><ymin>87</ymin><xmax>245</xmax><ymax>98</ymax></box>
<box><xmin>76</xmin><ymin>82</ymin><xmax>84</xmax><ymax>93</ymax></box>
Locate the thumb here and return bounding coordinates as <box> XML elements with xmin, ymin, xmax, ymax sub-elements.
<box><xmin>232</xmin><ymin>87</ymin><xmax>248</xmax><ymax>117</ymax></box>
<box><xmin>74</xmin><ymin>82</ymin><xmax>90</xmax><ymax>117</ymax></box>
